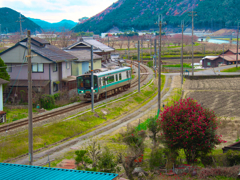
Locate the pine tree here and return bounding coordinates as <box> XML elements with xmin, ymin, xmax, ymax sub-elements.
<box><xmin>0</xmin><ymin>57</ymin><xmax>10</xmax><ymax>89</ymax></box>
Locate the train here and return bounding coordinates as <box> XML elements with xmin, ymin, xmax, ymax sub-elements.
<box><xmin>77</xmin><ymin>66</ymin><xmax>132</xmax><ymax>101</ymax></box>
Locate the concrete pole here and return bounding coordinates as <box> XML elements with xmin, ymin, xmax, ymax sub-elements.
<box><xmin>181</xmin><ymin>20</ymin><xmax>184</xmax><ymax>84</ymax></box>
<box><xmin>191</xmin><ymin>11</ymin><xmax>194</xmax><ymax>76</ymax></box>
<box><xmin>158</xmin><ymin>15</ymin><xmax>162</xmax><ymax>112</ymax></box>
<box><xmin>154</xmin><ymin>39</ymin><xmax>157</xmax><ymax>78</ymax></box>
<box><xmin>138</xmin><ymin>40</ymin><xmax>140</xmax><ymax>93</ymax></box>
<box><xmin>237</xmin><ymin>23</ymin><xmax>239</xmax><ymax>68</ymax></box>
<box><xmin>27</xmin><ymin>30</ymin><xmax>33</xmax><ymax>165</ymax></box>
<box><xmin>91</xmin><ymin>45</ymin><xmax>94</xmax><ymax>112</ymax></box>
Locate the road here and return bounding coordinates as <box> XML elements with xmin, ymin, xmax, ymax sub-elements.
<box><xmin>163</xmin><ymin>65</ymin><xmax>240</xmax><ymax>76</ymax></box>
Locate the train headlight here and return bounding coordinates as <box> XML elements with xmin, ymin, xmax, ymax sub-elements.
<box><xmin>81</xmin><ymin>91</ymin><xmax>84</xmax><ymax>93</ymax></box>
<box><xmin>93</xmin><ymin>90</ymin><xmax>96</xmax><ymax>92</ymax></box>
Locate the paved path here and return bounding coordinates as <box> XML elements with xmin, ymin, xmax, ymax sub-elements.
<box><xmin>163</xmin><ymin>65</ymin><xmax>240</xmax><ymax>76</ymax></box>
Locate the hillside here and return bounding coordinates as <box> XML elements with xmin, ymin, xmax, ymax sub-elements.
<box><xmin>0</xmin><ymin>7</ymin><xmax>41</xmax><ymax>33</ymax></box>
<box><xmin>29</xmin><ymin>18</ymin><xmax>77</xmax><ymax>32</ymax></box>
<box><xmin>72</xmin><ymin>0</ymin><xmax>240</xmax><ymax>34</ymax></box>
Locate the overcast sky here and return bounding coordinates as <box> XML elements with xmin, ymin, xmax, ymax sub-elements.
<box><xmin>1</xmin><ymin>0</ymin><xmax>117</xmax><ymax>23</ymax></box>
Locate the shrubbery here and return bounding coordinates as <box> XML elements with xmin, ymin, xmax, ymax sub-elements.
<box><xmin>149</xmin><ymin>148</ymin><xmax>166</xmax><ymax>170</ymax></box>
<box><xmin>198</xmin><ymin>165</ymin><xmax>240</xmax><ymax>179</ymax></box>
<box><xmin>40</xmin><ymin>94</ymin><xmax>55</xmax><ymax>109</ymax></box>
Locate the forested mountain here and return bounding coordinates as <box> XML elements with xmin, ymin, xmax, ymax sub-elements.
<box><xmin>29</xmin><ymin>18</ymin><xmax>77</xmax><ymax>32</ymax></box>
<box><xmin>0</xmin><ymin>7</ymin><xmax>41</xmax><ymax>33</ymax></box>
<box><xmin>72</xmin><ymin>0</ymin><xmax>240</xmax><ymax>34</ymax></box>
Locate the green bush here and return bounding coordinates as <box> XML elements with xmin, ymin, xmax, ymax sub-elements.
<box><xmin>226</xmin><ymin>150</ymin><xmax>240</xmax><ymax>166</ymax></box>
<box><xmin>147</xmin><ymin>61</ymin><xmax>153</xmax><ymax>67</ymax></box>
<box><xmin>53</xmin><ymin>93</ymin><xmax>60</xmax><ymax>101</ymax></box>
<box><xmin>149</xmin><ymin>148</ymin><xmax>166</xmax><ymax>170</ymax></box>
<box><xmin>40</xmin><ymin>94</ymin><xmax>55</xmax><ymax>109</ymax></box>
<box><xmin>97</xmin><ymin>147</ymin><xmax>121</xmax><ymax>173</ymax></box>
<box><xmin>201</xmin><ymin>152</ymin><xmax>230</xmax><ymax>167</ymax></box>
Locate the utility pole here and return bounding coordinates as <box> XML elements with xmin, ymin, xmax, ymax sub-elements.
<box><xmin>181</xmin><ymin>20</ymin><xmax>184</xmax><ymax>85</ymax></box>
<box><xmin>157</xmin><ymin>15</ymin><xmax>166</xmax><ymax>112</ymax></box>
<box><xmin>0</xmin><ymin>24</ymin><xmax>1</xmax><ymax>45</ymax></box>
<box><xmin>138</xmin><ymin>40</ymin><xmax>140</xmax><ymax>92</ymax></box>
<box><xmin>108</xmin><ymin>36</ymin><xmax>109</xmax><ymax>47</ymax></box>
<box><xmin>16</xmin><ymin>13</ymin><xmax>25</xmax><ymax>40</ymax></box>
<box><xmin>154</xmin><ymin>39</ymin><xmax>157</xmax><ymax>78</ymax></box>
<box><xmin>188</xmin><ymin>10</ymin><xmax>197</xmax><ymax>76</ymax></box>
<box><xmin>141</xmin><ymin>38</ymin><xmax>143</xmax><ymax>64</ymax></box>
<box><xmin>91</xmin><ymin>45</ymin><xmax>94</xmax><ymax>112</ymax></box>
<box><xmin>128</xmin><ymin>36</ymin><xmax>130</xmax><ymax>59</ymax></box>
<box><xmin>223</xmin><ymin>45</ymin><xmax>224</xmax><ymax>65</ymax></box>
<box><xmin>237</xmin><ymin>22</ymin><xmax>239</xmax><ymax>68</ymax></box>
<box><xmin>27</xmin><ymin>30</ymin><xmax>33</xmax><ymax>165</ymax></box>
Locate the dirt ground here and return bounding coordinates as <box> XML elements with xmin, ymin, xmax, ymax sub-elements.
<box><xmin>183</xmin><ymin>77</ymin><xmax>240</xmax><ymax>147</ymax></box>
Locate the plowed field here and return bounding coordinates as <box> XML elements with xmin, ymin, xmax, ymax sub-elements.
<box><xmin>184</xmin><ymin>78</ymin><xmax>240</xmax><ymax>117</ymax></box>
<box><xmin>183</xmin><ymin>77</ymin><xmax>240</xmax><ymax>147</ymax></box>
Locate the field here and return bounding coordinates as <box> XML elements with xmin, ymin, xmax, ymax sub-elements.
<box><xmin>183</xmin><ymin>77</ymin><xmax>240</xmax><ymax>147</ymax></box>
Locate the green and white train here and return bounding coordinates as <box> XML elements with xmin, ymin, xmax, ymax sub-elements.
<box><xmin>77</xmin><ymin>67</ymin><xmax>132</xmax><ymax>101</ymax></box>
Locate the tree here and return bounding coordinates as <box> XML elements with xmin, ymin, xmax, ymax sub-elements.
<box><xmin>97</xmin><ymin>147</ymin><xmax>120</xmax><ymax>173</ymax></box>
<box><xmin>0</xmin><ymin>57</ymin><xmax>10</xmax><ymax>89</ymax></box>
<box><xmin>75</xmin><ymin>150</ymin><xmax>95</xmax><ymax>171</ymax></box>
<box><xmin>120</xmin><ymin>130</ymin><xmax>146</xmax><ymax>180</ymax></box>
<box><xmin>147</xmin><ymin>116</ymin><xmax>160</xmax><ymax>148</ymax></box>
<box><xmin>158</xmin><ymin>98</ymin><xmax>226</xmax><ymax>164</ymax></box>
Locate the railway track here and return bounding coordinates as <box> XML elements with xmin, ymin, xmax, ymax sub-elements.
<box><xmin>0</xmin><ymin>61</ymin><xmax>149</xmax><ymax>133</ymax></box>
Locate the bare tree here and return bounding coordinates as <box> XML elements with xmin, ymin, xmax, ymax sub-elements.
<box><xmin>58</xmin><ymin>27</ymin><xmax>73</xmax><ymax>48</ymax></box>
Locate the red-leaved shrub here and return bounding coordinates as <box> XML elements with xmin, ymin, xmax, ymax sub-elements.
<box><xmin>158</xmin><ymin>98</ymin><xmax>226</xmax><ymax>164</ymax></box>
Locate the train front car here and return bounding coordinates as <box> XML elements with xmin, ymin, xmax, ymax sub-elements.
<box><xmin>77</xmin><ymin>75</ymin><xmax>99</xmax><ymax>101</ymax></box>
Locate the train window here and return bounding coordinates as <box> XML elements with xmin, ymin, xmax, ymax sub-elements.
<box><xmin>108</xmin><ymin>75</ymin><xmax>114</xmax><ymax>84</ymax></box>
<box><xmin>99</xmin><ymin>78</ymin><xmax>101</xmax><ymax>86</ymax></box>
<box><xmin>116</xmin><ymin>74</ymin><xmax>118</xmax><ymax>81</ymax></box>
<box><xmin>77</xmin><ymin>76</ymin><xmax>84</xmax><ymax>89</ymax></box>
<box><xmin>119</xmin><ymin>73</ymin><xmax>122</xmax><ymax>80</ymax></box>
<box><xmin>126</xmin><ymin>71</ymin><xmax>129</xmax><ymax>78</ymax></box>
<box><xmin>94</xmin><ymin>76</ymin><xmax>98</xmax><ymax>88</ymax></box>
<box><xmin>85</xmin><ymin>79</ymin><xmax>91</xmax><ymax>88</ymax></box>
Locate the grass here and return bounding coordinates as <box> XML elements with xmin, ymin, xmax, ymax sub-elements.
<box><xmin>221</xmin><ymin>67</ymin><xmax>240</xmax><ymax>72</ymax></box>
<box><xmin>3</xmin><ymin>107</ymin><xmax>37</xmax><ymax>123</ymax></box>
<box><xmin>163</xmin><ymin>63</ymin><xmax>192</xmax><ymax>68</ymax></box>
<box><xmin>216</xmin><ymin>38</ymin><xmax>237</xmax><ymax>41</ymax></box>
<box><xmin>0</xmin><ymin>75</ymin><xmax>165</xmax><ymax>162</ymax></box>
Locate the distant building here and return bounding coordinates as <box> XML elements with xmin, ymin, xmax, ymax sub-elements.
<box><xmin>36</xmin><ymin>34</ymin><xmax>57</xmax><ymax>39</ymax></box>
<box><xmin>65</xmin><ymin>37</ymin><xmax>115</xmax><ymax>64</ymax></box>
<box><xmin>201</xmin><ymin>55</ymin><xmax>240</xmax><ymax>68</ymax></box>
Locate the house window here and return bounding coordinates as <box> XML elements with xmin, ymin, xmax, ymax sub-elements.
<box><xmin>53</xmin><ymin>82</ymin><xmax>58</xmax><ymax>92</ymax></box>
<box><xmin>53</xmin><ymin>63</ymin><xmax>57</xmax><ymax>72</ymax></box>
<box><xmin>32</xmin><ymin>63</ymin><xmax>44</xmax><ymax>72</ymax></box>
<box><xmin>6</xmin><ymin>63</ymin><xmax>12</xmax><ymax>72</ymax></box>
<box><xmin>207</xmin><ymin>62</ymin><xmax>211</xmax><ymax>66</ymax></box>
<box><xmin>66</xmin><ymin>62</ymin><xmax>70</xmax><ymax>69</ymax></box>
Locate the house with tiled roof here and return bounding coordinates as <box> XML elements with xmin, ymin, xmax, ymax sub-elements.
<box><xmin>0</xmin><ymin>37</ymin><xmax>77</xmax><ymax>102</ymax></box>
<box><xmin>201</xmin><ymin>55</ymin><xmax>240</xmax><ymax>68</ymax></box>
<box><xmin>64</xmin><ymin>50</ymin><xmax>102</xmax><ymax>76</ymax></box>
<box><xmin>65</xmin><ymin>37</ymin><xmax>115</xmax><ymax>63</ymax></box>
